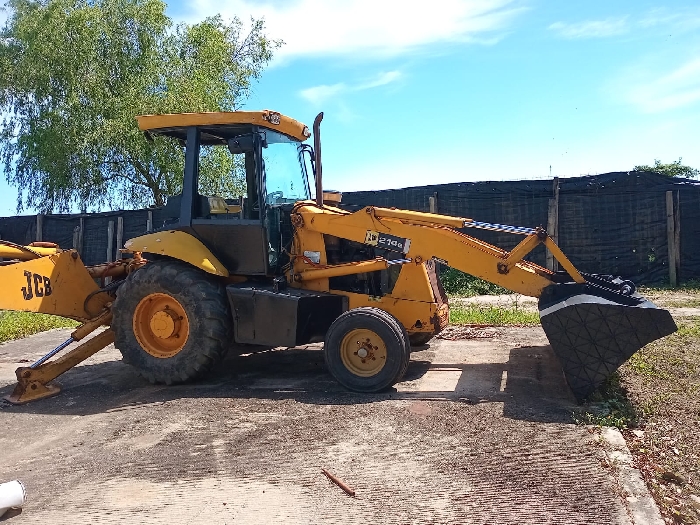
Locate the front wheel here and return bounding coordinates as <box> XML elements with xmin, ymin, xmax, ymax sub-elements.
<box><xmin>324</xmin><ymin>307</ymin><xmax>409</xmax><ymax>392</ymax></box>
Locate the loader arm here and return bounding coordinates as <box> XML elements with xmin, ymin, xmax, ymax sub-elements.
<box><xmin>293</xmin><ymin>204</ymin><xmax>581</xmax><ymax>298</ymax></box>
<box><xmin>292</xmin><ymin>203</ymin><xmax>677</xmax><ymax>401</ymax></box>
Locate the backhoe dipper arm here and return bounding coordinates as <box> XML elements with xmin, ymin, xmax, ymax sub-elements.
<box><xmin>295</xmin><ymin>205</ymin><xmax>580</xmax><ymax>297</ymax></box>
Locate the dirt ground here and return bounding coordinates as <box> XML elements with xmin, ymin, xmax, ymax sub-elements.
<box><xmin>617</xmin><ymin>289</ymin><xmax>700</xmax><ymax>524</ymax></box>
<box><xmin>0</xmin><ymin>326</ymin><xmax>655</xmax><ymax>524</ymax></box>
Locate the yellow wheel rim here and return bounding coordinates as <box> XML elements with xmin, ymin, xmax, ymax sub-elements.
<box><xmin>340</xmin><ymin>328</ymin><xmax>387</xmax><ymax>377</ymax></box>
<box><xmin>133</xmin><ymin>293</ymin><xmax>189</xmax><ymax>358</ymax></box>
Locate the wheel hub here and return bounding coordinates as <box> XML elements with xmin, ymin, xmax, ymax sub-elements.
<box><xmin>149</xmin><ymin>309</ymin><xmax>179</xmax><ymax>339</ymax></box>
<box><xmin>133</xmin><ymin>293</ymin><xmax>190</xmax><ymax>358</ymax></box>
<box><xmin>340</xmin><ymin>329</ymin><xmax>387</xmax><ymax>377</ymax></box>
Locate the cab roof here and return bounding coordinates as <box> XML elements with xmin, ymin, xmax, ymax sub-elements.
<box><xmin>136</xmin><ymin>110</ymin><xmax>311</xmax><ymax>145</ymax></box>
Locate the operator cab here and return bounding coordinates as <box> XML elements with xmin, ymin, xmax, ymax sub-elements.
<box><xmin>136</xmin><ymin>110</ymin><xmax>316</xmax><ymax>276</ymax></box>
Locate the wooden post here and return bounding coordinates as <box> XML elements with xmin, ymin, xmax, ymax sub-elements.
<box><xmin>36</xmin><ymin>214</ymin><xmax>43</xmax><ymax>242</ymax></box>
<box><xmin>546</xmin><ymin>177</ymin><xmax>560</xmax><ymax>271</ymax></box>
<box><xmin>428</xmin><ymin>192</ymin><xmax>440</xmax><ymax>275</ymax></box>
<box><xmin>78</xmin><ymin>217</ymin><xmax>84</xmax><ymax>255</ymax></box>
<box><xmin>674</xmin><ymin>190</ymin><xmax>681</xmax><ymax>282</ymax></box>
<box><xmin>666</xmin><ymin>191</ymin><xmax>677</xmax><ymax>287</ymax></box>
<box><xmin>116</xmin><ymin>217</ymin><xmax>124</xmax><ymax>260</ymax></box>
<box><xmin>147</xmin><ymin>210</ymin><xmax>153</xmax><ymax>232</ymax></box>
<box><xmin>72</xmin><ymin>226</ymin><xmax>80</xmax><ymax>250</ymax></box>
<box><xmin>429</xmin><ymin>192</ymin><xmax>438</xmax><ymax>214</ymax></box>
<box><xmin>107</xmin><ymin>220</ymin><xmax>115</xmax><ymax>263</ymax></box>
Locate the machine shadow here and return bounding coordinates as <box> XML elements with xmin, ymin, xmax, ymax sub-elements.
<box><xmin>0</xmin><ymin>342</ymin><xmax>577</xmax><ymax>424</ymax></box>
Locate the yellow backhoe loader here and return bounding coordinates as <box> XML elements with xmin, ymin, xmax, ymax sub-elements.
<box><xmin>0</xmin><ymin>110</ymin><xmax>677</xmax><ymax>404</ymax></box>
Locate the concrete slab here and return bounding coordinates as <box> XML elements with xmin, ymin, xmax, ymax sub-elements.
<box><xmin>0</xmin><ymin>327</ymin><xmax>659</xmax><ymax>524</ymax></box>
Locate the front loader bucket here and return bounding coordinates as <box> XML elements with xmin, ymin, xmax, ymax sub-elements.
<box><xmin>539</xmin><ymin>280</ymin><xmax>677</xmax><ymax>402</ymax></box>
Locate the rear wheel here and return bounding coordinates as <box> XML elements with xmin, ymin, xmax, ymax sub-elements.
<box><xmin>113</xmin><ymin>260</ymin><xmax>231</xmax><ymax>384</ymax></box>
<box><xmin>324</xmin><ymin>307</ymin><xmax>409</xmax><ymax>392</ymax></box>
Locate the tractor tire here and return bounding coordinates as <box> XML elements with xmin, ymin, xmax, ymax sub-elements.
<box><xmin>324</xmin><ymin>307</ymin><xmax>409</xmax><ymax>392</ymax></box>
<box><xmin>409</xmin><ymin>332</ymin><xmax>434</xmax><ymax>348</ymax></box>
<box><xmin>113</xmin><ymin>260</ymin><xmax>231</xmax><ymax>385</ymax></box>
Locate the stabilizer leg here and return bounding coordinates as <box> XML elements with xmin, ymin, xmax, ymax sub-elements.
<box><xmin>5</xmin><ymin>311</ymin><xmax>114</xmax><ymax>404</ymax></box>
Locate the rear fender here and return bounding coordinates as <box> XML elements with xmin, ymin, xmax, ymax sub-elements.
<box><xmin>123</xmin><ymin>230</ymin><xmax>228</xmax><ymax>277</ymax></box>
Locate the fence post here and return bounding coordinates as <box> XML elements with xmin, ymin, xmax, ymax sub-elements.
<box><xmin>546</xmin><ymin>177</ymin><xmax>560</xmax><ymax>271</ymax></box>
<box><xmin>666</xmin><ymin>191</ymin><xmax>677</xmax><ymax>287</ymax></box>
<box><xmin>429</xmin><ymin>192</ymin><xmax>438</xmax><ymax>214</ymax></box>
<box><xmin>147</xmin><ymin>210</ymin><xmax>153</xmax><ymax>232</ymax></box>
<box><xmin>36</xmin><ymin>214</ymin><xmax>43</xmax><ymax>242</ymax></box>
<box><xmin>78</xmin><ymin>217</ymin><xmax>84</xmax><ymax>256</ymax></box>
<box><xmin>116</xmin><ymin>217</ymin><xmax>124</xmax><ymax>260</ymax></box>
<box><xmin>674</xmin><ymin>190</ymin><xmax>681</xmax><ymax>282</ymax></box>
<box><xmin>72</xmin><ymin>226</ymin><xmax>80</xmax><ymax>251</ymax></box>
<box><xmin>107</xmin><ymin>220</ymin><xmax>115</xmax><ymax>263</ymax></box>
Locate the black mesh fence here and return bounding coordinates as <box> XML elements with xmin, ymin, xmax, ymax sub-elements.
<box><xmin>0</xmin><ymin>171</ymin><xmax>698</xmax><ymax>284</ymax></box>
<box><xmin>342</xmin><ymin>171</ymin><xmax>700</xmax><ymax>284</ymax></box>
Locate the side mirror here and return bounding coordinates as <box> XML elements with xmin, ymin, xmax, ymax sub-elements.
<box><xmin>227</xmin><ymin>134</ymin><xmax>256</xmax><ymax>154</ymax></box>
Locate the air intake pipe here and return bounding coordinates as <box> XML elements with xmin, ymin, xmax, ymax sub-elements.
<box><xmin>313</xmin><ymin>112</ymin><xmax>324</xmax><ymax>206</ymax></box>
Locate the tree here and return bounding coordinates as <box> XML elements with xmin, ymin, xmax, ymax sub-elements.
<box><xmin>0</xmin><ymin>0</ymin><xmax>280</xmax><ymax>212</ymax></box>
<box><xmin>633</xmin><ymin>158</ymin><xmax>699</xmax><ymax>179</ymax></box>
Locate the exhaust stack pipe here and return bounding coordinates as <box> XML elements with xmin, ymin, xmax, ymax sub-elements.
<box><xmin>313</xmin><ymin>112</ymin><xmax>324</xmax><ymax>206</ymax></box>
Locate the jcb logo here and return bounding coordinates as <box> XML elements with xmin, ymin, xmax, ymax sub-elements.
<box><xmin>364</xmin><ymin>230</ymin><xmax>379</xmax><ymax>246</ymax></box>
<box><xmin>21</xmin><ymin>271</ymin><xmax>52</xmax><ymax>300</ymax></box>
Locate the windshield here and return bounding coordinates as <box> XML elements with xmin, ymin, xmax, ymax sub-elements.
<box><xmin>261</xmin><ymin>130</ymin><xmax>311</xmax><ymax>205</ymax></box>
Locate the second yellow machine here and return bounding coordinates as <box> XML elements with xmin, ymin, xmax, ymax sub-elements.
<box><xmin>1</xmin><ymin>110</ymin><xmax>677</xmax><ymax>404</ymax></box>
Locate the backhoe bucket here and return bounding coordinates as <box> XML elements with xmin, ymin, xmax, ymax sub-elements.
<box><xmin>539</xmin><ymin>280</ymin><xmax>677</xmax><ymax>402</ymax></box>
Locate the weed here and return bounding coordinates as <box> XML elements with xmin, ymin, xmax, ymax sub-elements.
<box><xmin>440</xmin><ymin>268</ymin><xmax>510</xmax><ymax>297</ymax></box>
<box><xmin>449</xmin><ymin>304</ymin><xmax>540</xmax><ymax>326</ymax></box>
<box><xmin>573</xmin><ymin>373</ymin><xmax>638</xmax><ymax>429</ymax></box>
<box><xmin>0</xmin><ymin>311</ymin><xmax>78</xmax><ymax>343</ymax></box>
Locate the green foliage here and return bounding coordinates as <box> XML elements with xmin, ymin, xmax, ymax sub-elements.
<box><xmin>439</xmin><ymin>267</ymin><xmax>510</xmax><ymax>297</ymax></box>
<box><xmin>633</xmin><ymin>158</ymin><xmax>699</xmax><ymax>179</ymax></box>
<box><xmin>449</xmin><ymin>304</ymin><xmax>540</xmax><ymax>326</ymax></box>
<box><xmin>0</xmin><ymin>0</ymin><xmax>279</xmax><ymax>212</ymax></box>
<box><xmin>0</xmin><ymin>311</ymin><xmax>78</xmax><ymax>342</ymax></box>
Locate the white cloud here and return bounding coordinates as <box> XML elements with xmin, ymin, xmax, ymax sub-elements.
<box><xmin>299</xmin><ymin>83</ymin><xmax>346</xmax><ymax>106</ymax></box>
<box><xmin>356</xmin><ymin>71</ymin><xmax>401</xmax><ymax>90</ymax></box>
<box><xmin>638</xmin><ymin>7</ymin><xmax>700</xmax><ymax>32</ymax></box>
<box><xmin>625</xmin><ymin>58</ymin><xmax>700</xmax><ymax>113</ymax></box>
<box><xmin>182</xmin><ymin>0</ymin><xmax>526</xmax><ymax>61</ymax></box>
<box><xmin>549</xmin><ymin>8</ymin><xmax>700</xmax><ymax>40</ymax></box>
<box><xmin>299</xmin><ymin>70</ymin><xmax>402</xmax><ymax>105</ymax></box>
<box><xmin>548</xmin><ymin>17</ymin><xmax>628</xmax><ymax>39</ymax></box>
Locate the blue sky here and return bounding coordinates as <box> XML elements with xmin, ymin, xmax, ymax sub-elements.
<box><xmin>2</xmin><ymin>0</ymin><xmax>700</xmax><ymax>214</ymax></box>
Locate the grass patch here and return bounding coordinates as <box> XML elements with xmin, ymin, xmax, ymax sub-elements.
<box><xmin>440</xmin><ymin>268</ymin><xmax>510</xmax><ymax>297</ymax></box>
<box><xmin>573</xmin><ymin>373</ymin><xmax>638</xmax><ymax>429</ymax></box>
<box><xmin>0</xmin><ymin>311</ymin><xmax>78</xmax><ymax>343</ymax></box>
<box><xmin>449</xmin><ymin>304</ymin><xmax>540</xmax><ymax>326</ymax></box>
<box><xmin>639</xmin><ymin>279</ymin><xmax>700</xmax><ymax>293</ymax></box>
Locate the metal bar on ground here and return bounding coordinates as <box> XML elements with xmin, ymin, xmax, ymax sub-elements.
<box><xmin>321</xmin><ymin>469</ymin><xmax>355</xmax><ymax>497</ymax></box>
